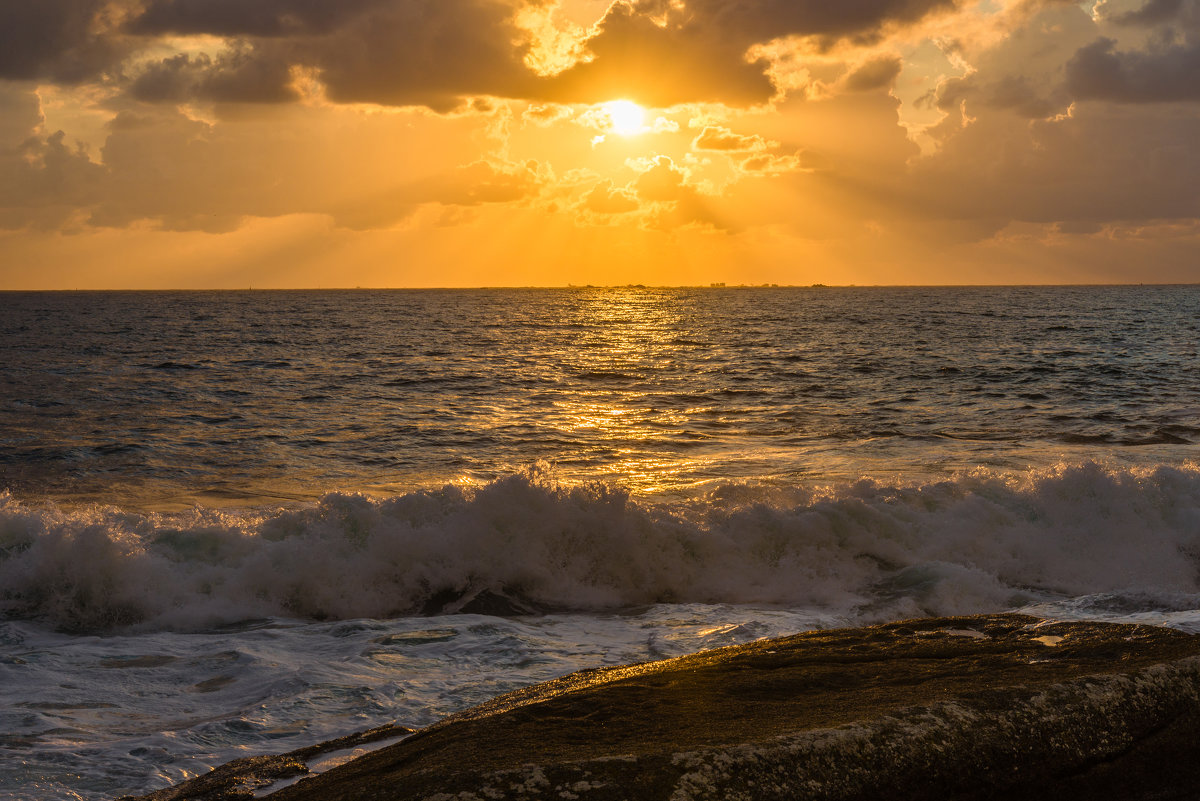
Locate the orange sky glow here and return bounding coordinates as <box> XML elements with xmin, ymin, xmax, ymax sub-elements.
<box><xmin>1</xmin><ymin>0</ymin><xmax>1198</xmax><ymax>288</ymax></box>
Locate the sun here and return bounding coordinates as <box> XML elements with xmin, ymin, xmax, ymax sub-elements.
<box><xmin>603</xmin><ymin>100</ymin><xmax>646</xmax><ymax>136</ymax></box>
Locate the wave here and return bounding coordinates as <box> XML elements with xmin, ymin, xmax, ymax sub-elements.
<box><xmin>2</xmin><ymin>461</ymin><xmax>1200</xmax><ymax>632</ymax></box>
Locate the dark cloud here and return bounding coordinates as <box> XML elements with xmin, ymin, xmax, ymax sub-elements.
<box><xmin>629</xmin><ymin>0</ymin><xmax>960</xmax><ymax>45</ymax></box>
<box><xmin>127</xmin><ymin>0</ymin><xmax>381</xmax><ymax>37</ymax></box>
<box><xmin>915</xmin><ymin>96</ymin><xmax>1200</xmax><ymax>229</ymax></box>
<box><xmin>131</xmin><ymin>49</ymin><xmax>299</xmax><ymax>103</ymax></box>
<box><xmin>0</xmin><ymin>0</ymin><xmax>127</xmax><ymax>82</ymax></box>
<box><xmin>1107</xmin><ymin>0</ymin><xmax>1185</xmax><ymax>26</ymax></box>
<box><xmin>0</xmin><ymin>0</ymin><xmax>533</xmax><ymax>111</ymax></box>
<box><xmin>927</xmin><ymin>4</ymin><xmax>1092</xmax><ymax>119</ymax></box>
<box><xmin>936</xmin><ymin>73</ymin><xmax>1062</xmax><ymax>118</ymax></box>
<box><xmin>544</xmin><ymin>3</ymin><xmax>773</xmax><ymax>106</ymax></box>
<box><xmin>1067</xmin><ymin>37</ymin><xmax>1200</xmax><ymax>102</ymax></box>
<box><xmin>6</xmin><ymin>0</ymin><xmax>963</xmax><ymax>111</ymax></box>
<box><xmin>548</xmin><ymin>0</ymin><xmax>960</xmax><ymax>106</ymax></box>
<box><xmin>299</xmin><ymin>0</ymin><xmax>536</xmax><ymax>110</ymax></box>
<box><xmin>121</xmin><ymin>0</ymin><xmax>538</xmax><ymax>111</ymax></box>
<box><xmin>843</xmin><ymin>56</ymin><xmax>903</xmax><ymax>92</ymax></box>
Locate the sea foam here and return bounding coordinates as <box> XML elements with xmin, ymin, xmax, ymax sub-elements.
<box><xmin>2</xmin><ymin>461</ymin><xmax>1199</xmax><ymax>632</ymax></box>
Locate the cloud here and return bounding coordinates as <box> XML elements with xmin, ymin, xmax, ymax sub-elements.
<box><xmin>0</xmin><ymin>86</ymin><xmax>117</xmax><ymax>231</ymax></box>
<box><xmin>0</xmin><ymin>85</ymin><xmax>43</xmax><ymax>146</ymax></box>
<box><xmin>292</xmin><ymin>0</ymin><xmax>538</xmax><ymax>110</ymax></box>
<box><xmin>2</xmin><ymin>0</ymin><xmax>1199</xmax><ymax>278</ymax></box>
<box><xmin>928</xmin><ymin>3</ymin><xmax>1094</xmax><ymax>119</ymax></box>
<box><xmin>523</xmin><ymin>103</ymin><xmax>573</xmax><ymax>126</ymax></box>
<box><xmin>690</xmin><ymin>123</ymin><xmax>804</xmax><ymax>176</ymax></box>
<box><xmin>1104</xmin><ymin>0</ymin><xmax>1186</xmax><ymax>26</ymax></box>
<box><xmin>842</xmin><ymin>56</ymin><xmax>903</xmax><ymax>92</ymax></box>
<box><xmin>630</xmin><ymin>154</ymin><xmax>727</xmax><ymax>230</ymax></box>
<box><xmin>582</xmin><ymin>179</ymin><xmax>639</xmax><ymax>214</ymax></box>
<box><xmin>0</xmin><ymin>0</ymin><xmax>129</xmax><ymax>83</ymax></box>
<box><xmin>543</xmin><ymin>3</ymin><xmax>776</xmax><ymax>106</ymax></box>
<box><xmin>634</xmin><ymin>155</ymin><xmax>689</xmax><ymax>202</ymax></box>
<box><xmin>0</xmin><ymin>130</ymin><xmax>106</xmax><ymax>230</ymax></box>
<box><xmin>914</xmin><ymin>97</ymin><xmax>1200</xmax><ymax>229</ymax></box>
<box><xmin>5</xmin><ymin>0</ymin><xmax>965</xmax><ymax>111</ymax></box>
<box><xmin>645</xmin><ymin>0</ymin><xmax>961</xmax><ymax>46</ymax></box>
<box><xmin>127</xmin><ymin>0</ymin><xmax>380</xmax><ymax>37</ymax></box>
<box><xmin>125</xmin><ymin>0</ymin><xmax>539</xmax><ymax>112</ymax></box>
<box><xmin>651</xmin><ymin>116</ymin><xmax>679</xmax><ymax>133</ymax></box>
<box><xmin>130</xmin><ymin>49</ymin><xmax>299</xmax><ymax>104</ymax></box>
<box><xmin>1066</xmin><ymin>38</ymin><xmax>1200</xmax><ymax>102</ymax></box>
<box><xmin>936</xmin><ymin>72</ymin><xmax>1063</xmax><ymax>118</ymax></box>
<box><xmin>544</xmin><ymin>0</ymin><xmax>961</xmax><ymax>106</ymax></box>
<box><xmin>738</xmin><ymin>152</ymin><xmax>804</xmax><ymax>174</ymax></box>
<box><xmin>61</xmin><ymin>99</ymin><xmax>516</xmax><ymax>231</ymax></box>
<box><xmin>332</xmin><ymin>157</ymin><xmax>547</xmax><ymax>230</ymax></box>
<box><xmin>429</xmin><ymin>158</ymin><xmax>545</xmax><ymax>206</ymax></box>
<box><xmin>692</xmin><ymin>125</ymin><xmax>770</xmax><ymax>152</ymax></box>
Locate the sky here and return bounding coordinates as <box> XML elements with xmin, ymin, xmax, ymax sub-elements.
<box><xmin>0</xmin><ymin>0</ymin><xmax>1198</xmax><ymax>288</ymax></box>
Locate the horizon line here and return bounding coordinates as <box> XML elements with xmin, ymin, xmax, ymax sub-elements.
<box><xmin>3</xmin><ymin>282</ymin><xmax>1199</xmax><ymax>292</ymax></box>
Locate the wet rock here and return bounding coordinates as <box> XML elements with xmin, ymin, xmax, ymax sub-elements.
<box><xmin>118</xmin><ymin>724</ymin><xmax>413</xmax><ymax>801</ymax></box>
<box><xmin>122</xmin><ymin>614</ymin><xmax>1200</xmax><ymax>801</ymax></box>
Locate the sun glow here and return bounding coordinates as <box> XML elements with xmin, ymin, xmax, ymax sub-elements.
<box><xmin>603</xmin><ymin>100</ymin><xmax>647</xmax><ymax>136</ymax></box>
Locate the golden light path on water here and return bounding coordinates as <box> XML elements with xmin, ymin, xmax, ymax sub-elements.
<box><xmin>548</xmin><ymin>288</ymin><xmax>715</xmax><ymax>495</ymax></box>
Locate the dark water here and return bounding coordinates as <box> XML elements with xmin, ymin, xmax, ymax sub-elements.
<box><xmin>2</xmin><ymin>286</ymin><xmax>1197</xmax><ymax>506</ymax></box>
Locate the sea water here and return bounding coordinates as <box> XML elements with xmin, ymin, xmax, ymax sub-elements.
<box><xmin>2</xmin><ymin>286</ymin><xmax>1199</xmax><ymax>799</ymax></box>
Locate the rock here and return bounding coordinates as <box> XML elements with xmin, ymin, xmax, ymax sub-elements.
<box><xmin>122</xmin><ymin>614</ymin><xmax>1200</xmax><ymax>801</ymax></box>
<box><xmin>118</xmin><ymin>724</ymin><xmax>414</xmax><ymax>801</ymax></box>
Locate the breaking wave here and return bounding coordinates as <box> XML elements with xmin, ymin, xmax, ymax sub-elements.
<box><xmin>3</xmin><ymin>461</ymin><xmax>1200</xmax><ymax>632</ymax></box>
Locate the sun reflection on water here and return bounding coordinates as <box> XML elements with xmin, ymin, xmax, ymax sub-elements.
<box><xmin>543</xmin><ymin>288</ymin><xmax>718</xmax><ymax>495</ymax></box>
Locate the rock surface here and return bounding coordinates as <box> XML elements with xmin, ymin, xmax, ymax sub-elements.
<box><xmin>122</xmin><ymin>614</ymin><xmax>1200</xmax><ymax>801</ymax></box>
<box><xmin>118</xmin><ymin>724</ymin><xmax>414</xmax><ymax>801</ymax></box>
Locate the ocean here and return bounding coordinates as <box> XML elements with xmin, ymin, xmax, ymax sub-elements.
<box><xmin>2</xmin><ymin>285</ymin><xmax>1199</xmax><ymax>799</ymax></box>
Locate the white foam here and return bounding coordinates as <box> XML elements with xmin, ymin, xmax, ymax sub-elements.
<box><xmin>2</xmin><ymin>460</ymin><xmax>1200</xmax><ymax>632</ymax></box>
